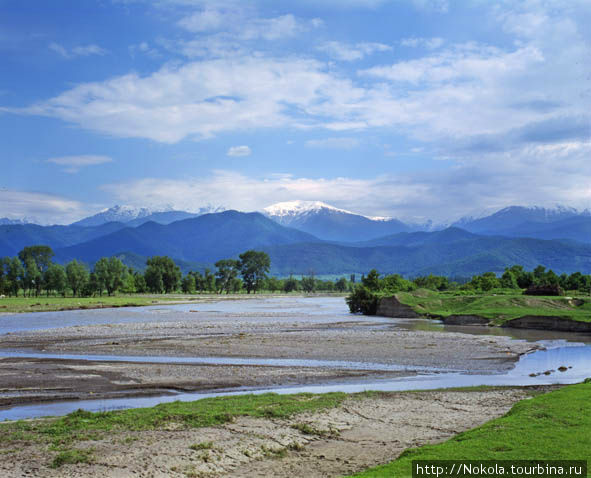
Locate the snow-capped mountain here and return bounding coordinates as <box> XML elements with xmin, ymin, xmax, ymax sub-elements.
<box><xmin>450</xmin><ymin>205</ymin><xmax>591</xmax><ymax>242</ymax></box>
<box><xmin>263</xmin><ymin>200</ymin><xmax>411</xmax><ymax>242</ymax></box>
<box><xmin>72</xmin><ymin>204</ymin><xmax>225</xmax><ymax>227</ymax></box>
<box><xmin>264</xmin><ymin>201</ymin><xmax>360</xmax><ymax>222</ymax></box>
<box><xmin>0</xmin><ymin>217</ymin><xmax>35</xmax><ymax>226</ymax></box>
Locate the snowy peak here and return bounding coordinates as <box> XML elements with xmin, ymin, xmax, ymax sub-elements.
<box><xmin>72</xmin><ymin>204</ymin><xmax>225</xmax><ymax>227</ymax></box>
<box><xmin>263</xmin><ymin>200</ymin><xmax>411</xmax><ymax>241</ymax></box>
<box><xmin>264</xmin><ymin>200</ymin><xmax>356</xmax><ymax>218</ymax></box>
<box><xmin>0</xmin><ymin>217</ymin><xmax>35</xmax><ymax>226</ymax></box>
<box><xmin>72</xmin><ymin>205</ymin><xmax>168</xmax><ymax>227</ymax></box>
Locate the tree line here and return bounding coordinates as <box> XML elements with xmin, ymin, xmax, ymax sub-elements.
<box><xmin>0</xmin><ymin>245</ymin><xmax>353</xmax><ymax>297</ymax></box>
<box><xmin>346</xmin><ymin>266</ymin><xmax>591</xmax><ymax>315</ymax></box>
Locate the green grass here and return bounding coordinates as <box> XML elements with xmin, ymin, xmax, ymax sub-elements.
<box><xmin>395</xmin><ymin>289</ymin><xmax>591</xmax><ymax>325</ymax></box>
<box><xmin>349</xmin><ymin>382</ymin><xmax>591</xmax><ymax>477</ymax></box>
<box><xmin>0</xmin><ymin>392</ymin><xmax>347</xmax><ymax>448</ymax></box>
<box><xmin>50</xmin><ymin>448</ymin><xmax>94</xmax><ymax>468</ymax></box>
<box><xmin>0</xmin><ymin>294</ymin><xmax>197</xmax><ymax>314</ymax></box>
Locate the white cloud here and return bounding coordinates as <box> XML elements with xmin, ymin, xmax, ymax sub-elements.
<box><xmin>318</xmin><ymin>41</ymin><xmax>391</xmax><ymax>61</ymax></box>
<box><xmin>49</xmin><ymin>42</ymin><xmax>107</xmax><ymax>59</ymax></box>
<box><xmin>227</xmin><ymin>145</ymin><xmax>251</xmax><ymax>157</ymax></box>
<box><xmin>0</xmin><ymin>189</ymin><xmax>91</xmax><ymax>225</ymax></box>
<box><xmin>11</xmin><ymin>56</ymin><xmax>366</xmax><ymax>143</ymax></box>
<box><xmin>46</xmin><ymin>155</ymin><xmax>113</xmax><ymax>174</ymax></box>
<box><xmin>305</xmin><ymin>137</ymin><xmax>360</xmax><ymax>149</ymax></box>
<box><xmin>400</xmin><ymin>37</ymin><xmax>444</xmax><ymax>50</ymax></box>
<box><xmin>178</xmin><ymin>8</ymin><xmax>226</xmax><ymax>32</ymax></box>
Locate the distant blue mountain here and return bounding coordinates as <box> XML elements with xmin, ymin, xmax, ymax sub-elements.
<box><xmin>56</xmin><ymin>210</ymin><xmax>319</xmax><ymax>265</ymax></box>
<box><xmin>453</xmin><ymin>206</ymin><xmax>591</xmax><ymax>243</ymax></box>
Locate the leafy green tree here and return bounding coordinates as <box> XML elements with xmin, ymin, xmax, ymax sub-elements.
<box><xmin>145</xmin><ymin>256</ymin><xmax>181</xmax><ymax>293</ymax></box>
<box><xmin>133</xmin><ymin>271</ymin><xmax>147</xmax><ymax>293</ymax></box>
<box><xmin>82</xmin><ymin>272</ymin><xmax>101</xmax><ymax>297</ymax></box>
<box><xmin>382</xmin><ymin>274</ymin><xmax>415</xmax><ymax>293</ymax></box>
<box><xmin>215</xmin><ymin>259</ymin><xmax>240</xmax><ymax>294</ymax></box>
<box><xmin>500</xmin><ymin>269</ymin><xmax>519</xmax><ymax>289</ymax></box>
<box><xmin>43</xmin><ymin>263</ymin><xmax>67</xmax><ymax>297</ymax></box>
<box><xmin>0</xmin><ymin>257</ymin><xmax>8</xmax><ymax>295</ymax></box>
<box><xmin>283</xmin><ymin>275</ymin><xmax>299</xmax><ymax>293</ymax></box>
<box><xmin>66</xmin><ymin>260</ymin><xmax>89</xmax><ymax>297</ymax></box>
<box><xmin>266</xmin><ymin>276</ymin><xmax>282</xmax><ymax>293</ymax></box>
<box><xmin>301</xmin><ymin>275</ymin><xmax>316</xmax><ymax>293</ymax></box>
<box><xmin>181</xmin><ymin>274</ymin><xmax>196</xmax><ymax>294</ymax></box>
<box><xmin>22</xmin><ymin>258</ymin><xmax>41</xmax><ymax>297</ymax></box>
<box><xmin>18</xmin><ymin>245</ymin><xmax>54</xmax><ymax>274</ymax></box>
<box><xmin>361</xmin><ymin>269</ymin><xmax>381</xmax><ymax>292</ymax></box>
<box><xmin>413</xmin><ymin>274</ymin><xmax>449</xmax><ymax>291</ymax></box>
<box><xmin>346</xmin><ymin>286</ymin><xmax>379</xmax><ymax>315</ymax></box>
<box><xmin>335</xmin><ymin>277</ymin><xmax>348</xmax><ymax>292</ymax></box>
<box><xmin>238</xmin><ymin>250</ymin><xmax>270</xmax><ymax>294</ymax></box>
<box><xmin>7</xmin><ymin>257</ymin><xmax>24</xmax><ymax>297</ymax></box>
<box><xmin>94</xmin><ymin>257</ymin><xmax>126</xmax><ymax>296</ymax></box>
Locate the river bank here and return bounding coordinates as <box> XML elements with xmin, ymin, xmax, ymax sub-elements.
<box><xmin>378</xmin><ymin>292</ymin><xmax>591</xmax><ymax>332</ymax></box>
<box><xmin>0</xmin><ymin>297</ymin><xmax>537</xmax><ymax>408</ymax></box>
<box><xmin>0</xmin><ymin>387</ymin><xmax>540</xmax><ymax>478</ymax></box>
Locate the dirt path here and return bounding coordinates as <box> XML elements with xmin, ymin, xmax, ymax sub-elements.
<box><xmin>0</xmin><ymin>388</ymin><xmax>537</xmax><ymax>478</ymax></box>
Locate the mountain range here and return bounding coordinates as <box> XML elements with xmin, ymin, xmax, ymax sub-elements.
<box><xmin>1</xmin><ymin>202</ymin><xmax>590</xmax><ymax>277</ymax></box>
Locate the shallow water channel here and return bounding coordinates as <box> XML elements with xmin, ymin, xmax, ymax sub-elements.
<box><xmin>1</xmin><ymin>296</ymin><xmax>590</xmax><ymax>421</ymax></box>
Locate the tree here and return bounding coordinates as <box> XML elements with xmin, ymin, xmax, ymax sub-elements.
<box><xmin>23</xmin><ymin>257</ymin><xmax>41</xmax><ymax>297</ymax></box>
<box><xmin>7</xmin><ymin>257</ymin><xmax>24</xmax><ymax>297</ymax></box>
<box><xmin>361</xmin><ymin>269</ymin><xmax>381</xmax><ymax>292</ymax></box>
<box><xmin>335</xmin><ymin>277</ymin><xmax>348</xmax><ymax>292</ymax></box>
<box><xmin>500</xmin><ymin>269</ymin><xmax>518</xmax><ymax>289</ymax></box>
<box><xmin>0</xmin><ymin>257</ymin><xmax>8</xmax><ymax>295</ymax></box>
<box><xmin>145</xmin><ymin>256</ymin><xmax>181</xmax><ymax>293</ymax></box>
<box><xmin>301</xmin><ymin>275</ymin><xmax>316</xmax><ymax>293</ymax></box>
<box><xmin>238</xmin><ymin>250</ymin><xmax>270</xmax><ymax>294</ymax></box>
<box><xmin>18</xmin><ymin>245</ymin><xmax>54</xmax><ymax>274</ymax></box>
<box><xmin>94</xmin><ymin>257</ymin><xmax>126</xmax><ymax>296</ymax></box>
<box><xmin>66</xmin><ymin>260</ymin><xmax>89</xmax><ymax>297</ymax></box>
<box><xmin>43</xmin><ymin>263</ymin><xmax>67</xmax><ymax>297</ymax></box>
<box><xmin>283</xmin><ymin>275</ymin><xmax>299</xmax><ymax>293</ymax></box>
<box><xmin>181</xmin><ymin>274</ymin><xmax>196</xmax><ymax>294</ymax></box>
<box><xmin>215</xmin><ymin>259</ymin><xmax>240</xmax><ymax>294</ymax></box>
<box><xmin>266</xmin><ymin>276</ymin><xmax>282</xmax><ymax>293</ymax></box>
<box><xmin>133</xmin><ymin>272</ymin><xmax>147</xmax><ymax>293</ymax></box>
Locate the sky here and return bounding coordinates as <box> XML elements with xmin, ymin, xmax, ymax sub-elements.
<box><xmin>1</xmin><ymin>0</ymin><xmax>590</xmax><ymax>225</ymax></box>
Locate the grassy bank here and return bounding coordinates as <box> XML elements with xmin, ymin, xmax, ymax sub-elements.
<box><xmin>396</xmin><ymin>289</ymin><xmax>591</xmax><ymax>325</ymax></box>
<box><xmin>0</xmin><ymin>392</ymin><xmax>346</xmax><ymax>467</ymax></box>
<box><xmin>0</xmin><ymin>295</ymin><xmax>200</xmax><ymax>314</ymax></box>
<box><xmin>0</xmin><ymin>292</ymin><xmax>346</xmax><ymax>314</ymax></box>
<box><xmin>350</xmin><ymin>381</ymin><xmax>591</xmax><ymax>477</ymax></box>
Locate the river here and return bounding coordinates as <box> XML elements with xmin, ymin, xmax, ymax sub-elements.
<box><xmin>0</xmin><ymin>296</ymin><xmax>590</xmax><ymax>420</ymax></box>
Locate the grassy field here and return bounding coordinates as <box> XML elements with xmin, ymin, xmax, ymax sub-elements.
<box><xmin>350</xmin><ymin>381</ymin><xmax>591</xmax><ymax>477</ymax></box>
<box><xmin>0</xmin><ymin>294</ymin><xmax>201</xmax><ymax>314</ymax></box>
<box><xmin>0</xmin><ymin>292</ymin><xmax>346</xmax><ymax>314</ymax></box>
<box><xmin>396</xmin><ymin>289</ymin><xmax>591</xmax><ymax>325</ymax></box>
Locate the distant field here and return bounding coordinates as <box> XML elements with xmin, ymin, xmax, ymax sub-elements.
<box><xmin>0</xmin><ymin>292</ymin><xmax>346</xmax><ymax>314</ymax></box>
<box><xmin>350</xmin><ymin>382</ymin><xmax>591</xmax><ymax>477</ymax></box>
<box><xmin>395</xmin><ymin>289</ymin><xmax>591</xmax><ymax>324</ymax></box>
<box><xmin>0</xmin><ymin>295</ymin><xmax>199</xmax><ymax>314</ymax></box>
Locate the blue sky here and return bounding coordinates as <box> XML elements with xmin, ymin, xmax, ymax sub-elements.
<box><xmin>1</xmin><ymin>0</ymin><xmax>590</xmax><ymax>224</ymax></box>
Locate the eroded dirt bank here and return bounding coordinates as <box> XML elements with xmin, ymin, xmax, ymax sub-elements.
<box><xmin>0</xmin><ymin>388</ymin><xmax>543</xmax><ymax>478</ymax></box>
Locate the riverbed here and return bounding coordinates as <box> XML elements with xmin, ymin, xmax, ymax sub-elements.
<box><xmin>0</xmin><ymin>296</ymin><xmax>590</xmax><ymax>420</ymax></box>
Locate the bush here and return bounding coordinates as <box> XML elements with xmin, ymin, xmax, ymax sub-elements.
<box><xmin>346</xmin><ymin>286</ymin><xmax>379</xmax><ymax>315</ymax></box>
